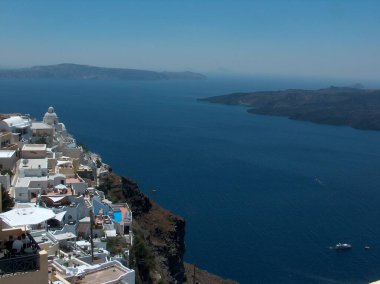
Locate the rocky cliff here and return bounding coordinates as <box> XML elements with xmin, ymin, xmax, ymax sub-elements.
<box><xmin>98</xmin><ymin>172</ymin><xmax>185</xmax><ymax>283</ymax></box>
<box><xmin>98</xmin><ymin>172</ymin><xmax>237</xmax><ymax>284</ymax></box>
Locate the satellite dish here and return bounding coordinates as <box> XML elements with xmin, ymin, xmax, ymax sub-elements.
<box><xmin>22</xmin><ymin>159</ymin><xmax>29</xmax><ymax>165</ymax></box>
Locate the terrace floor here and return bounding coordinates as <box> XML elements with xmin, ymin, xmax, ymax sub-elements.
<box><xmin>75</xmin><ymin>266</ymin><xmax>127</xmax><ymax>283</ymax></box>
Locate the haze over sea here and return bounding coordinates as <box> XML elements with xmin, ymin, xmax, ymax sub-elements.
<box><xmin>2</xmin><ymin>76</ymin><xmax>380</xmax><ymax>283</ymax></box>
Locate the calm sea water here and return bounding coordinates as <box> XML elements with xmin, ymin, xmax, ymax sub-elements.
<box><xmin>2</xmin><ymin>77</ymin><xmax>380</xmax><ymax>283</ymax></box>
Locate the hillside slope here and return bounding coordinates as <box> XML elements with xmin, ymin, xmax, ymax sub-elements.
<box><xmin>0</xmin><ymin>63</ymin><xmax>206</xmax><ymax>81</ymax></box>
<box><xmin>200</xmin><ymin>86</ymin><xmax>380</xmax><ymax>131</ymax></box>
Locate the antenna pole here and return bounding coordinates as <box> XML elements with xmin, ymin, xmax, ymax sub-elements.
<box><xmin>89</xmin><ymin>194</ymin><xmax>94</xmax><ymax>263</ymax></box>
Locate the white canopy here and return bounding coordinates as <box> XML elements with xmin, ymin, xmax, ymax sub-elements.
<box><xmin>0</xmin><ymin>207</ymin><xmax>55</xmax><ymax>227</ymax></box>
<box><xmin>55</xmin><ymin>184</ymin><xmax>67</xmax><ymax>190</ymax></box>
<box><xmin>53</xmin><ymin>211</ymin><xmax>67</xmax><ymax>222</ymax></box>
<box><xmin>48</xmin><ymin>196</ymin><xmax>66</xmax><ymax>203</ymax></box>
<box><xmin>76</xmin><ymin>240</ymin><xmax>91</xmax><ymax>247</ymax></box>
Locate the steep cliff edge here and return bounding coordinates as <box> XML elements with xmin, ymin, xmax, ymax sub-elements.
<box><xmin>98</xmin><ymin>172</ymin><xmax>185</xmax><ymax>283</ymax></box>
<box><xmin>122</xmin><ymin>176</ymin><xmax>186</xmax><ymax>283</ymax></box>
<box><xmin>98</xmin><ymin>172</ymin><xmax>237</xmax><ymax>283</ymax></box>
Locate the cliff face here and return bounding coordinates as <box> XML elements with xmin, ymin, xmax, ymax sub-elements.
<box><xmin>98</xmin><ymin>173</ymin><xmax>185</xmax><ymax>283</ymax></box>
<box><xmin>121</xmin><ymin>176</ymin><xmax>186</xmax><ymax>283</ymax></box>
<box><xmin>99</xmin><ymin>173</ymin><xmax>237</xmax><ymax>284</ymax></box>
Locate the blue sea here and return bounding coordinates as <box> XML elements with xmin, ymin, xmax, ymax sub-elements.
<box><xmin>2</xmin><ymin>76</ymin><xmax>380</xmax><ymax>283</ymax></box>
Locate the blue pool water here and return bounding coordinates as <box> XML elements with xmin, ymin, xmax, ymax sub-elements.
<box><xmin>2</xmin><ymin>76</ymin><xmax>380</xmax><ymax>283</ymax></box>
<box><xmin>113</xmin><ymin>211</ymin><xmax>122</xmax><ymax>222</ymax></box>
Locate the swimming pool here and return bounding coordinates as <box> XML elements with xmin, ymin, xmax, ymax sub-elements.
<box><xmin>113</xmin><ymin>211</ymin><xmax>122</xmax><ymax>222</ymax></box>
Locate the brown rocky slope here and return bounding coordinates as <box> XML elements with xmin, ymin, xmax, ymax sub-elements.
<box><xmin>98</xmin><ymin>172</ymin><xmax>237</xmax><ymax>284</ymax></box>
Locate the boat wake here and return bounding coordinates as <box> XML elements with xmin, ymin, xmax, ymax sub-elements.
<box><xmin>314</xmin><ymin>177</ymin><xmax>325</xmax><ymax>187</ymax></box>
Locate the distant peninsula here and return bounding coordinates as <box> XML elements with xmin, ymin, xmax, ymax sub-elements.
<box><xmin>0</xmin><ymin>63</ymin><xmax>207</xmax><ymax>81</ymax></box>
<box><xmin>200</xmin><ymin>86</ymin><xmax>380</xmax><ymax>131</ymax></box>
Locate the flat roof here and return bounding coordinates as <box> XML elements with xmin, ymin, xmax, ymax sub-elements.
<box><xmin>53</xmin><ymin>232</ymin><xmax>76</xmax><ymax>241</ymax></box>
<box><xmin>31</xmin><ymin>122</ymin><xmax>53</xmax><ymax>130</ymax></box>
<box><xmin>3</xmin><ymin>116</ymin><xmax>29</xmax><ymax>128</ymax></box>
<box><xmin>66</xmin><ymin>177</ymin><xmax>82</xmax><ymax>184</ymax></box>
<box><xmin>22</xmin><ymin>144</ymin><xmax>47</xmax><ymax>151</ymax></box>
<box><xmin>76</xmin><ymin>265</ymin><xmax>128</xmax><ymax>284</ymax></box>
<box><xmin>19</xmin><ymin>158</ymin><xmax>48</xmax><ymax>169</ymax></box>
<box><xmin>16</xmin><ymin>176</ymin><xmax>47</xmax><ymax>187</ymax></box>
<box><xmin>0</xmin><ymin>150</ymin><xmax>16</xmax><ymax>158</ymax></box>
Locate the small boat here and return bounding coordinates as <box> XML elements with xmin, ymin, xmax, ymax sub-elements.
<box><xmin>365</xmin><ymin>246</ymin><xmax>371</xmax><ymax>250</ymax></box>
<box><xmin>335</xmin><ymin>243</ymin><xmax>352</xmax><ymax>251</ymax></box>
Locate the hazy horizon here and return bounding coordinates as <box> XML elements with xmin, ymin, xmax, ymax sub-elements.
<box><xmin>1</xmin><ymin>1</ymin><xmax>380</xmax><ymax>80</ymax></box>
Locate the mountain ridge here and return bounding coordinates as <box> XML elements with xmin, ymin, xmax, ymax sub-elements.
<box><xmin>0</xmin><ymin>63</ymin><xmax>207</xmax><ymax>81</ymax></box>
<box><xmin>200</xmin><ymin>86</ymin><xmax>380</xmax><ymax>131</ymax></box>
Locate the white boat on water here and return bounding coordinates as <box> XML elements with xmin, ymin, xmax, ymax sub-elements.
<box><xmin>335</xmin><ymin>243</ymin><xmax>352</xmax><ymax>250</ymax></box>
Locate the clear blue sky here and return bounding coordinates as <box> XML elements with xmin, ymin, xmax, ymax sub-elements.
<box><xmin>1</xmin><ymin>0</ymin><xmax>380</xmax><ymax>79</ymax></box>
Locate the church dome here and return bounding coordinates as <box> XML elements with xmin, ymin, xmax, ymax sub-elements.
<box><xmin>43</xmin><ymin>106</ymin><xmax>59</xmax><ymax>125</ymax></box>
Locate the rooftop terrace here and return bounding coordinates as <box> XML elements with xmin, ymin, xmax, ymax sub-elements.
<box><xmin>75</xmin><ymin>265</ymin><xmax>127</xmax><ymax>283</ymax></box>
<box><xmin>22</xmin><ymin>144</ymin><xmax>47</xmax><ymax>151</ymax></box>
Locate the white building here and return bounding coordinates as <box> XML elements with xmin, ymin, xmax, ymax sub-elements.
<box><xmin>0</xmin><ymin>115</ymin><xmax>31</xmax><ymax>141</ymax></box>
<box><xmin>31</xmin><ymin>122</ymin><xmax>54</xmax><ymax>145</ymax></box>
<box><xmin>18</xmin><ymin>158</ymin><xmax>48</xmax><ymax>178</ymax></box>
<box><xmin>0</xmin><ymin>174</ymin><xmax>11</xmax><ymax>191</ymax></box>
<box><xmin>14</xmin><ymin>158</ymin><xmax>66</xmax><ymax>202</ymax></box>
<box><xmin>0</xmin><ymin>150</ymin><xmax>17</xmax><ymax>171</ymax></box>
<box><xmin>0</xmin><ymin>131</ymin><xmax>19</xmax><ymax>149</ymax></box>
<box><xmin>66</xmin><ymin>176</ymin><xmax>88</xmax><ymax>195</ymax></box>
<box><xmin>21</xmin><ymin>144</ymin><xmax>47</xmax><ymax>159</ymax></box>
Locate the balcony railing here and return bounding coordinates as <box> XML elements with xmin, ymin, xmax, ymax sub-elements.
<box><xmin>0</xmin><ymin>253</ymin><xmax>40</xmax><ymax>276</ymax></box>
<box><xmin>0</xmin><ymin>233</ymin><xmax>41</xmax><ymax>276</ymax></box>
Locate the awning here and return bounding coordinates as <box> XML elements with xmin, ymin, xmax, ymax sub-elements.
<box><xmin>0</xmin><ymin>207</ymin><xmax>55</xmax><ymax>227</ymax></box>
<box><xmin>48</xmin><ymin>196</ymin><xmax>66</xmax><ymax>203</ymax></box>
<box><xmin>79</xmin><ymin>217</ymin><xmax>90</xmax><ymax>223</ymax></box>
<box><xmin>53</xmin><ymin>211</ymin><xmax>67</xmax><ymax>222</ymax></box>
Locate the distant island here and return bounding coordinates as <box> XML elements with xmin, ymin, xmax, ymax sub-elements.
<box><xmin>200</xmin><ymin>86</ymin><xmax>380</xmax><ymax>131</ymax></box>
<box><xmin>0</xmin><ymin>63</ymin><xmax>207</xmax><ymax>81</ymax></box>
